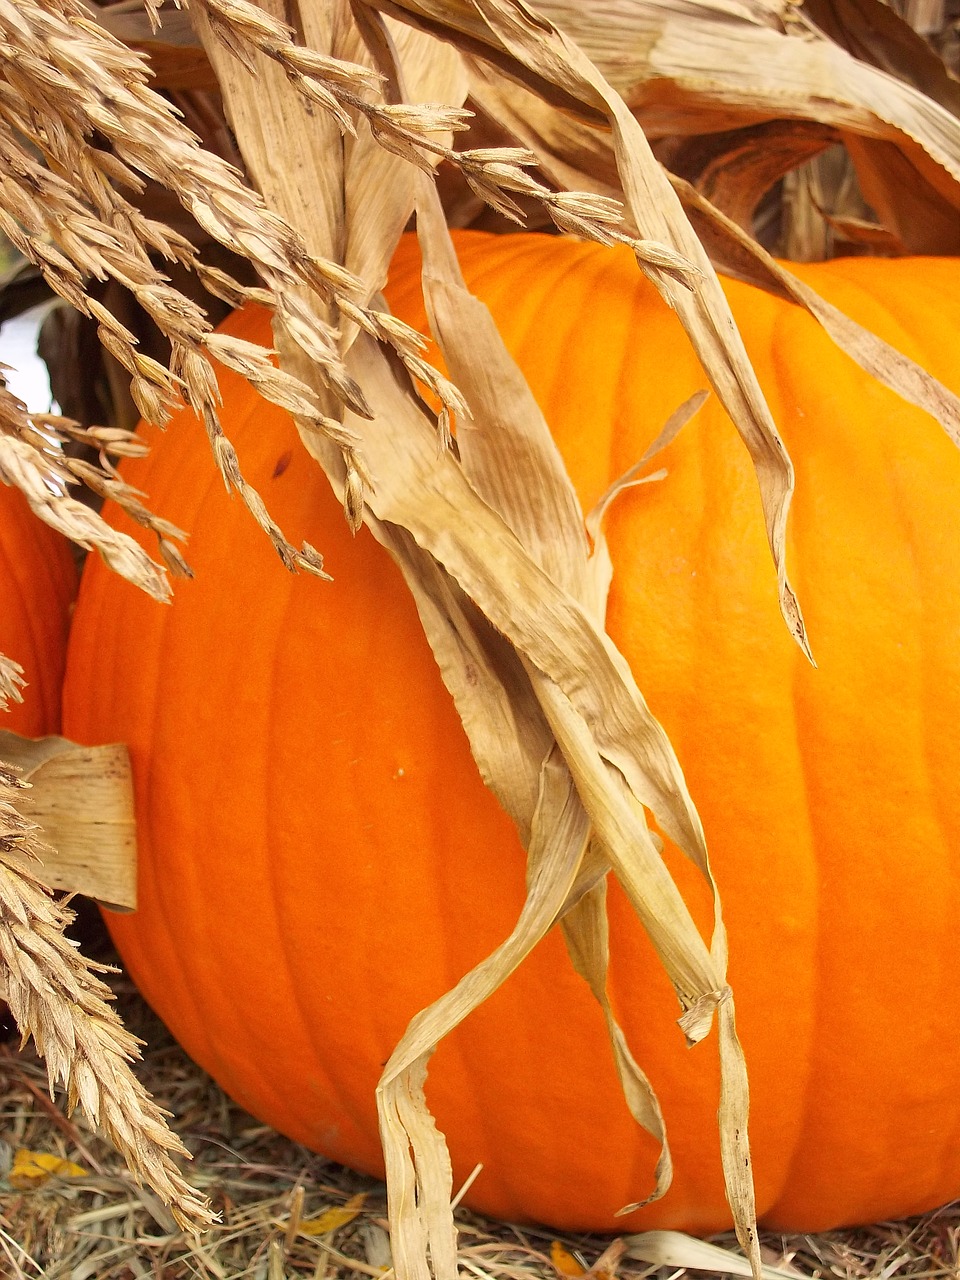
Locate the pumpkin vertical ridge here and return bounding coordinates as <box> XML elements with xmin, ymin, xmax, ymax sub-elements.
<box><xmin>62</xmin><ymin>234</ymin><xmax>960</xmax><ymax>1233</ymax></box>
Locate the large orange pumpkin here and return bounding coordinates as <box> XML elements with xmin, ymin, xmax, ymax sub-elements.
<box><xmin>62</xmin><ymin>233</ymin><xmax>960</xmax><ymax>1234</ymax></box>
<box><xmin>1</xmin><ymin>482</ymin><xmax>76</xmax><ymax>737</ymax></box>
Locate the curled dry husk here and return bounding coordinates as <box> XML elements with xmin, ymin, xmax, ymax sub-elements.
<box><xmin>1</xmin><ymin>1</ymin><xmax>960</xmax><ymax>1277</ymax></box>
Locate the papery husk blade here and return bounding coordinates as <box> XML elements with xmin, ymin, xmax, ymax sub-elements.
<box><xmin>559</xmin><ymin>868</ymin><xmax>673</xmax><ymax>1210</ymax></box>
<box><xmin>367</xmin><ymin>0</ymin><xmax>808</xmax><ymax>661</ymax></box>
<box><xmin>464</xmin><ymin>66</ymin><xmax>960</xmax><ymax>446</ymax></box>
<box><xmin>534</xmin><ymin>0</ymin><xmax>960</xmax><ymax>218</ymax></box>
<box><xmin>626</xmin><ymin>1230</ymin><xmax>808</xmax><ymax>1279</ymax></box>
<box><xmin>461</xmin><ymin>1</ymin><xmax>960</xmax><ymax>252</ymax></box>
<box><xmin>0</xmin><ymin>732</ymin><xmax>137</xmax><ymax>911</ymax></box>
<box><xmin>526</xmin><ymin>662</ymin><xmax>754</xmax><ymax>1268</ymax></box>
<box><xmin>412</xmin><ymin>184</ymin><xmax>590</xmax><ymax>595</ymax></box>
<box><xmin>378</xmin><ymin>748</ymin><xmax>590</xmax><ymax>1280</ymax></box>
<box><xmin>799</xmin><ymin>0</ymin><xmax>960</xmax><ymax>117</ymax></box>
<box><xmin>371</xmin><ymin>524</ymin><xmax>552</xmax><ymax>838</ymax></box>
<box><xmin>671</xmin><ymin>178</ymin><xmax>960</xmax><ymax>447</ymax></box>
<box><xmin>337</xmin><ymin>11</ymin><xmax>469</xmax><ymax>324</ymax></box>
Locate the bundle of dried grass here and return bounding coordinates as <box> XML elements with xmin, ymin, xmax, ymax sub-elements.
<box><xmin>0</xmin><ymin>766</ymin><xmax>214</xmax><ymax>1230</ymax></box>
<box><xmin>0</xmin><ymin>2</ymin><xmax>958</xmax><ymax>1279</ymax></box>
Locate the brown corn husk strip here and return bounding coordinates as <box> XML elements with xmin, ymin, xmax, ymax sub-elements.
<box><xmin>669</xmin><ymin>176</ymin><xmax>960</xmax><ymax>449</ymax></box>
<box><xmin>462</xmin><ymin>65</ymin><xmax>960</xmax><ymax>449</ymax></box>
<box><xmin>528</xmin><ymin>0</ymin><xmax>960</xmax><ymax>255</ymax></box>
<box><xmin>190</xmin><ymin>0</ymin><xmax>697</xmax><ymax>278</ymax></box>
<box><xmin>558</xmin><ymin>869</ymin><xmax>672</xmax><ymax>1215</ymax></box>
<box><xmin>0</xmin><ymin>764</ymin><xmax>216</xmax><ymax>1230</ymax></box>
<box><xmin>366</xmin><ymin>0</ymin><xmax>808</xmax><ymax>663</ymax></box>
<box><xmin>0</xmin><ymin>730</ymin><xmax>138</xmax><ymax>911</ymax></box>
<box><xmin>800</xmin><ymin>0</ymin><xmax>960</xmax><ymax>116</ymax></box>
<box><xmin>198</xmin><ymin>6</ymin><xmax>764</xmax><ymax>1277</ymax></box>
<box><xmin>362</xmin><ymin>218</ymin><xmax>756</xmax><ymax>1277</ymax></box>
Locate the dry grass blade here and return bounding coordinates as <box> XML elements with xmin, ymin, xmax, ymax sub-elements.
<box><xmin>0</xmin><ymin>765</ymin><xmax>215</xmax><ymax>1231</ymax></box>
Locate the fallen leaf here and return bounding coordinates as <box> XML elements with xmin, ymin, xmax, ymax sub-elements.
<box><xmin>10</xmin><ymin>1148</ymin><xmax>89</xmax><ymax>1188</ymax></box>
<box><xmin>551</xmin><ymin>1240</ymin><xmax>587</xmax><ymax>1277</ymax></box>
<box><xmin>299</xmin><ymin>1191</ymin><xmax>367</xmax><ymax>1236</ymax></box>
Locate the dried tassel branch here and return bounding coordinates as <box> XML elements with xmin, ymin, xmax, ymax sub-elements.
<box><xmin>0</xmin><ymin>370</ymin><xmax>196</xmax><ymax>582</ymax></box>
<box><xmin>189</xmin><ymin>0</ymin><xmax>699</xmax><ymax>283</ymax></box>
<box><xmin>0</xmin><ymin>0</ymin><xmax>460</xmax><ymax>559</ymax></box>
<box><xmin>0</xmin><ymin>764</ymin><xmax>216</xmax><ymax>1231</ymax></box>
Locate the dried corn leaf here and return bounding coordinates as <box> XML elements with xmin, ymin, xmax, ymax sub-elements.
<box><xmin>626</xmin><ymin>1229</ymin><xmax>808</xmax><ymax>1279</ymax></box>
<box><xmin>371</xmin><ymin>0</ymin><xmax>808</xmax><ymax>659</ymax></box>
<box><xmin>0</xmin><ymin>731</ymin><xmax>137</xmax><ymax>911</ymax></box>
<box><xmin>669</xmin><ymin>178</ymin><xmax>960</xmax><ymax>447</ymax></box>
<box><xmin>195</xmin><ymin>4</ymin><xmax>768</xmax><ymax>1277</ymax></box>
<box><xmin>462</xmin><ymin>63</ymin><xmax>960</xmax><ymax>447</ymax></box>
<box><xmin>464</xmin><ymin>0</ymin><xmax>960</xmax><ymax>253</ymax></box>
<box><xmin>800</xmin><ymin>0</ymin><xmax>960</xmax><ymax>117</ymax></box>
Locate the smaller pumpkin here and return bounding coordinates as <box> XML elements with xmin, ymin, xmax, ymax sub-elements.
<box><xmin>0</xmin><ymin>482</ymin><xmax>76</xmax><ymax>736</ymax></box>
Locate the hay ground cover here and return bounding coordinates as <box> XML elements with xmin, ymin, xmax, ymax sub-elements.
<box><xmin>1</xmin><ymin>911</ymin><xmax>957</xmax><ymax>1280</ymax></box>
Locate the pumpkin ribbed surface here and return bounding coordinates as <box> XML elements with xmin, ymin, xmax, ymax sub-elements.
<box><xmin>1</xmin><ymin>482</ymin><xmax>76</xmax><ymax>736</ymax></box>
<box><xmin>62</xmin><ymin>233</ymin><xmax>960</xmax><ymax>1233</ymax></box>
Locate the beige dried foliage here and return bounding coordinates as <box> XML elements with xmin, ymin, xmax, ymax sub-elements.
<box><xmin>528</xmin><ymin>0</ymin><xmax>960</xmax><ymax>253</ymax></box>
<box><xmin>0</xmin><ymin>765</ymin><xmax>216</xmax><ymax>1230</ymax></box>
<box><xmin>1</xmin><ymin>3</ymin><xmax>958</xmax><ymax>1280</ymax></box>
<box><xmin>460</xmin><ymin>56</ymin><xmax>960</xmax><ymax>446</ymax></box>
<box><xmin>0</xmin><ymin>730</ymin><xmax>138</xmax><ymax>910</ymax></box>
